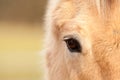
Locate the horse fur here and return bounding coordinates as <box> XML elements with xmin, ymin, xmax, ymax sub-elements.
<box><xmin>44</xmin><ymin>0</ymin><xmax>120</xmax><ymax>80</ymax></box>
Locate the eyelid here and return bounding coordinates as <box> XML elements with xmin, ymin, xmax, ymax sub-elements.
<box><xmin>63</xmin><ymin>35</ymin><xmax>79</xmax><ymax>42</ymax></box>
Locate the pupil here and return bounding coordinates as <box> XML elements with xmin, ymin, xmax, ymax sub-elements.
<box><xmin>64</xmin><ymin>38</ymin><xmax>82</xmax><ymax>53</ymax></box>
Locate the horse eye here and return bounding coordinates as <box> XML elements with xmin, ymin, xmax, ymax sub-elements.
<box><xmin>64</xmin><ymin>38</ymin><xmax>82</xmax><ymax>53</ymax></box>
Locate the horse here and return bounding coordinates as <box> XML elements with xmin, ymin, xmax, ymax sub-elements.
<box><xmin>44</xmin><ymin>0</ymin><xmax>120</xmax><ymax>80</ymax></box>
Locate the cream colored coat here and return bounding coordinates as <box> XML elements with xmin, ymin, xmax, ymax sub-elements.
<box><xmin>45</xmin><ymin>0</ymin><xmax>120</xmax><ymax>80</ymax></box>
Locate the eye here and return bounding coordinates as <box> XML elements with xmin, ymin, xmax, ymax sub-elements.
<box><xmin>64</xmin><ymin>37</ymin><xmax>82</xmax><ymax>53</ymax></box>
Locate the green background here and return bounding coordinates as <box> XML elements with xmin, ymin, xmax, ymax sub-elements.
<box><xmin>0</xmin><ymin>0</ymin><xmax>47</xmax><ymax>80</ymax></box>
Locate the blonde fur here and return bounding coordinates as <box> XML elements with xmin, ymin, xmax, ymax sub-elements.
<box><xmin>44</xmin><ymin>0</ymin><xmax>120</xmax><ymax>80</ymax></box>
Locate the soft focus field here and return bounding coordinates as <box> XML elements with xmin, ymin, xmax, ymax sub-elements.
<box><xmin>0</xmin><ymin>22</ymin><xmax>44</xmax><ymax>80</ymax></box>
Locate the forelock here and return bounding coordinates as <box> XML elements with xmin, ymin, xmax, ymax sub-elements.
<box><xmin>94</xmin><ymin>0</ymin><xmax>118</xmax><ymax>16</ymax></box>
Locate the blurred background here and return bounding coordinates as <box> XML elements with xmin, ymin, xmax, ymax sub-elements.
<box><xmin>0</xmin><ymin>0</ymin><xmax>47</xmax><ymax>80</ymax></box>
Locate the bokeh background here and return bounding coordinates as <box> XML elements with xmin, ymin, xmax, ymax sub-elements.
<box><xmin>0</xmin><ymin>0</ymin><xmax>47</xmax><ymax>80</ymax></box>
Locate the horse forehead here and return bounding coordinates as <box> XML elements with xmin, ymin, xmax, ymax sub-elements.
<box><xmin>53</xmin><ymin>0</ymin><xmax>120</xmax><ymax>37</ymax></box>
